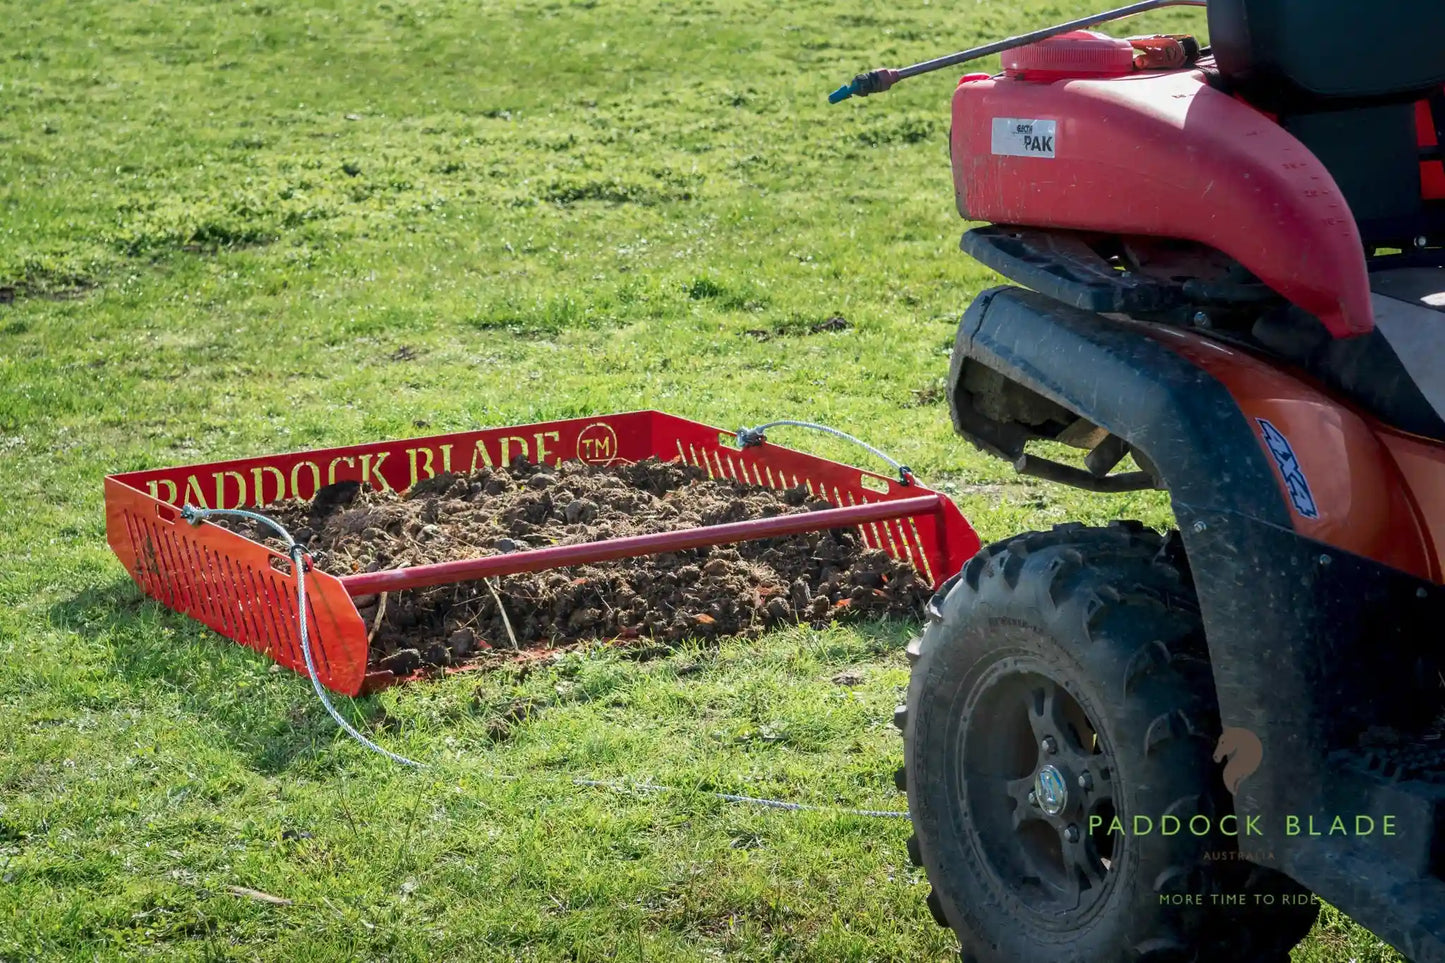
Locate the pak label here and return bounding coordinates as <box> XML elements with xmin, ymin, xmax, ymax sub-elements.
<box><xmin>991</xmin><ymin>118</ymin><xmax>1057</xmax><ymax>158</ymax></box>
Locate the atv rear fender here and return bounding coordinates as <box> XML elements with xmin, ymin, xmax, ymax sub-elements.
<box><xmin>951</xmin><ymin>286</ymin><xmax>1432</xmax><ymax>578</ymax></box>
<box><xmin>949</xmin><ymin>286</ymin><xmax>1445</xmax><ymax>956</ymax></box>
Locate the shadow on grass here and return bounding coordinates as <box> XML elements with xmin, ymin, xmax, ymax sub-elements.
<box><xmin>49</xmin><ymin>577</ymin><xmax>388</xmax><ymax>776</ymax></box>
<box><xmin>53</xmin><ymin>576</ymin><xmax>929</xmax><ymax>778</ymax></box>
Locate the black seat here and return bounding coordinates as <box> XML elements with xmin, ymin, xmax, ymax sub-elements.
<box><xmin>1206</xmin><ymin>0</ymin><xmax>1445</xmax><ymax>248</ymax></box>
<box><xmin>1207</xmin><ymin>0</ymin><xmax>1445</xmax><ymax>109</ymax></box>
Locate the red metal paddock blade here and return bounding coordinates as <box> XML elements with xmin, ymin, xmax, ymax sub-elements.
<box><xmin>105</xmin><ymin>410</ymin><xmax>981</xmax><ymax>695</ymax></box>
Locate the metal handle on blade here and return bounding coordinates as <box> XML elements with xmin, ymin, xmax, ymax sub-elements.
<box><xmin>828</xmin><ymin>0</ymin><xmax>1208</xmax><ymax>102</ymax></box>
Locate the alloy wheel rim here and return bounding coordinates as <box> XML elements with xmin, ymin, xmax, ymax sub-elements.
<box><xmin>960</xmin><ymin>664</ymin><xmax>1120</xmax><ymax>919</ymax></box>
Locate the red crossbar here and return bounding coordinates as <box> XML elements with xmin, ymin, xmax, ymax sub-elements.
<box><xmin>338</xmin><ymin>494</ymin><xmax>947</xmax><ymax>596</ymax></box>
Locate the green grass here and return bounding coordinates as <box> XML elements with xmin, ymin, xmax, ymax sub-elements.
<box><xmin>0</xmin><ymin>0</ymin><xmax>1409</xmax><ymax>959</ymax></box>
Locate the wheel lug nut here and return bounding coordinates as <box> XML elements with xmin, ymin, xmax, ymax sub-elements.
<box><xmin>1041</xmin><ymin>736</ymin><xmax>1057</xmax><ymax>754</ymax></box>
<box><xmin>1064</xmin><ymin>824</ymin><xmax>1080</xmax><ymax>843</ymax></box>
<box><xmin>1027</xmin><ymin>790</ymin><xmax>1039</xmax><ymax>807</ymax></box>
<box><xmin>1078</xmin><ymin>772</ymin><xmax>1093</xmax><ymax>791</ymax></box>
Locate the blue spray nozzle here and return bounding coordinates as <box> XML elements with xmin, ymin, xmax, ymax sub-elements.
<box><xmin>828</xmin><ymin>83</ymin><xmax>854</xmax><ymax>104</ymax></box>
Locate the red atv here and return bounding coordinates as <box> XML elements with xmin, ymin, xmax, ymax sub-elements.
<box><xmin>833</xmin><ymin>1</ymin><xmax>1445</xmax><ymax>960</ymax></box>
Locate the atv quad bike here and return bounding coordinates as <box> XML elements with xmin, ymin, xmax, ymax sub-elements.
<box><xmin>832</xmin><ymin>1</ymin><xmax>1445</xmax><ymax>960</ymax></box>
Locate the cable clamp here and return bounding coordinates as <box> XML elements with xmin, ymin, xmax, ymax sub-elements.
<box><xmin>736</xmin><ymin>426</ymin><xmax>767</xmax><ymax>448</ymax></box>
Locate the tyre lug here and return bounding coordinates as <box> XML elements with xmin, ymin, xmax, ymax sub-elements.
<box><xmin>1064</xmin><ymin>824</ymin><xmax>1080</xmax><ymax>843</ymax></box>
<box><xmin>1041</xmin><ymin>736</ymin><xmax>1057</xmax><ymax>754</ymax></box>
<box><xmin>925</xmin><ymin>889</ymin><xmax>949</xmax><ymax>927</ymax></box>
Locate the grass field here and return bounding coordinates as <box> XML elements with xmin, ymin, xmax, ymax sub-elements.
<box><xmin>0</xmin><ymin>0</ymin><xmax>1410</xmax><ymax>959</ymax></box>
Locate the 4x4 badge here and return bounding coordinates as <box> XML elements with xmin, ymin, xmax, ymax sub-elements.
<box><xmin>1256</xmin><ymin>419</ymin><xmax>1319</xmax><ymax>520</ymax></box>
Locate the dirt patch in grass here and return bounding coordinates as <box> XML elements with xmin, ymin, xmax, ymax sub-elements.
<box><xmin>226</xmin><ymin>457</ymin><xmax>928</xmax><ymax>674</ymax></box>
<box><xmin>741</xmin><ymin>315</ymin><xmax>850</xmax><ymax>342</ymax></box>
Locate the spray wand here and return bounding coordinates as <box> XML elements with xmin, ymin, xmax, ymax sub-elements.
<box><xmin>827</xmin><ymin>0</ymin><xmax>1206</xmax><ymax>103</ymax></box>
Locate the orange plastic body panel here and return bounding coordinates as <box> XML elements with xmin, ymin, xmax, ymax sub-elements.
<box><xmin>1142</xmin><ymin>326</ymin><xmax>1437</xmax><ymax>581</ymax></box>
<box><xmin>951</xmin><ymin>69</ymin><xmax>1375</xmax><ymax>338</ymax></box>
<box><xmin>1377</xmin><ymin>429</ymin><xmax>1445</xmax><ymax>579</ymax></box>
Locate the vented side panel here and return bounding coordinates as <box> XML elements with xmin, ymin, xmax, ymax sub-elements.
<box><xmin>669</xmin><ymin>426</ymin><xmax>957</xmax><ymax>589</ymax></box>
<box><xmin>105</xmin><ymin>478</ymin><xmax>369</xmax><ymax>695</ymax></box>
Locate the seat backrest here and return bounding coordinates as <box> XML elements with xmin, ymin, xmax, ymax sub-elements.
<box><xmin>1282</xmin><ymin>102</ymin><xmax>1437</xmax><ymax>246</ymax></box>
<box><xmin>1206</xmin><ymin>1</ymin><xmax>1445</xmax><ymax>248</ymax></box>
<box><xmin>1208</xmin><ymin>0</ymin><xmax>1445</xmax><ymax>108</ymax></box>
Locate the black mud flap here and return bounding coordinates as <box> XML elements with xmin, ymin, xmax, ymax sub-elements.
<box><xmin>948</xmin><ymin>285</ymin><xmax>1445</xmax><ymax>960</ymax></box>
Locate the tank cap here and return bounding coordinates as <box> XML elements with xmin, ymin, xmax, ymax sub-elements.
<box><xmin>1004</xmin><ymin>30</ymin><xmax>1136</xmax><ymax>80</ymax></box>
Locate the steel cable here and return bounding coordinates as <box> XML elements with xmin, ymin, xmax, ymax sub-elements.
<box><xmin>180</xmin><ymin>504</ymin><xmax>908</xmax><ymax>819</ymax></box>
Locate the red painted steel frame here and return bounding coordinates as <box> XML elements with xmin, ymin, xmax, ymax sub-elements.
<box><xmin>341</xmin><ymin>494</ymin><xmax>949</xmax><ymax>595</ymax></box>
<box><xmin>105</xmin><ymin>410</ymin><xmax>980</xmax><ymax>696</ymax></box>
<box><xmin>950</xmin><ymin>69</ymin><xmax>1375</xmax><ymax>338</ymax></box>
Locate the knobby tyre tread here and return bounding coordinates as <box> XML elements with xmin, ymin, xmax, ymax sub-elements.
<box><xmin>898</xmin><ymin>522</ymin><xmax>1317</xmax><ymax>963</ymax></box>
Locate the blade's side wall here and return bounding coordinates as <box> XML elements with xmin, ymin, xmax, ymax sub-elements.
<box><xmin>104</xmin><ymin>477</ymin><xmax>370</xmax><ymax>695</ymax></box>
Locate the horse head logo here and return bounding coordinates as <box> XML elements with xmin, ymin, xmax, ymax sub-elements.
<box><xmin>1213</xmin><ymin>727</ymin><xmax>1264</xmax><ymax>795</ymax></box>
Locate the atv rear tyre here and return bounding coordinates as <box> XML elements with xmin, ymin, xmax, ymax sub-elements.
<box><xmin>899</xmin><ymin>522</ymin><xmax>1317</xmax><ymax>963</ymax></box>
